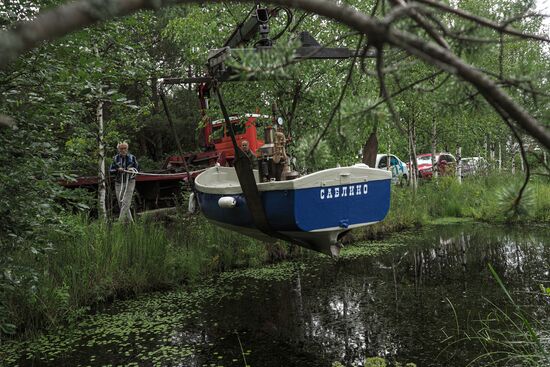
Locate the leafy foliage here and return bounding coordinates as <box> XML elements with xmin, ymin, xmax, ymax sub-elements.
<box><xmin>0</xmin><ymin>0</ymin><xmax>549</xmax><ymax>340</ymax></box>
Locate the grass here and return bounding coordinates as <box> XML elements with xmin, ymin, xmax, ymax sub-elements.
<box><xmin>444</xmin><ymin>264</ymin><xmax>550</xmax><ymax>367</ymax></box>
<box><xmin>168</xmin><ymin>215</ymin><xmax>279</xmax><ymax>280</ymax></box>
<box><xmin>360</xmin><ymin>173</ymin><xmax>550</xmax><ymax>239</ymax></box>
<box><xmin>5</xmin><ymin>218</ymin><xmax>176</xmax><ymax>333</ymax></box>
<box><xmin>3</xmin><ymin>215</ymin><xmax>304</xmax><ymax>337</ymax></box>
<box><xmin>0</xmin><ymin>241</ymin><xmax>401</xmax><ymax>366</ymax></box>
<box><xmin>3</xmin><ymin>173</ymin><xmax>549</xmax><ymax>338</ymax></box>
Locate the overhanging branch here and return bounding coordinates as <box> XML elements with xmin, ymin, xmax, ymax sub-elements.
<box><xmin>0</xmin><ymin>0</ymin><xmax>548</xmax><ymax>150</ymax></box>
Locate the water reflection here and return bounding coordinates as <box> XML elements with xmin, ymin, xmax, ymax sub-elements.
<box><xmin>12</xmin><ymin>224</ymin><xmax>548</xmax><ymax>367</ymax></box>
<box><xmin>195</xmin><ymin>224</ymin><xmax>549</xmax><ymax>367</ymax></box>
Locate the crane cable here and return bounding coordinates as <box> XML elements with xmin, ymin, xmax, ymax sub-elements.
<box><xmin>158</xmin><ymin>82</ymin><xmax>193</xmax><ymax>189</ymax></box>
<box><xmin>270</xmin><ymin>7</ymin><xmax>293</xmax><ymax>41</ymax></box>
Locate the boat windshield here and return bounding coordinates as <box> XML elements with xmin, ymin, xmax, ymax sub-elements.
<box><xmin>211</xmin><ymin>125</ymin><xmax>224</xmax><ymax>141</ymax></box>
<box><xmin>231</xmin><ymin>121</ymin><xmax>247</xmax><ymax>135</ymax></box>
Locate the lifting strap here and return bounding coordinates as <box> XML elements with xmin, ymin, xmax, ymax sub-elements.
<box><xmin>214</xmin><ymin>87</ymin><xmax>309</xmax><ymax>248</ymax></box>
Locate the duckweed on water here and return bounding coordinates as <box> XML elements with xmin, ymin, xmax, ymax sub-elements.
<box><xmin>339</xmin><ymin>242</ymin><xmax>402</xmax><ymax>260</ymax></box>
<box><xmin>2</xmin><ymin>262</ymin><xmax>303</xmax><ymax>365</ymax></box>
<box><xmin>218</xmin><ymin>261</ymin><xmax>308</xmax><ymax>282</ymax></box>
<box><xmin>215</xmin><ymin>242</ymin><xmax>404</xmax><ymax>283</ymax></box>
<box><xmin>332</xmin><ymin>357</ymin><xmax>417</xmax><ymax>367</ymax></box>
<box><xmin>1</xmin><ymin>240</ymin><xmax>404</xmax><ymax>366</ymax></box>
<box><xmin>1</xmin><ymin>286</ymin><xmax>219</xmax><ymax>366</ymax></box>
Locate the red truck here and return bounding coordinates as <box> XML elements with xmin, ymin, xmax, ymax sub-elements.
<box><xmin>61</xmin><ymin>114</ymin><xmax>267</xmax><ymax>211</ymax></box>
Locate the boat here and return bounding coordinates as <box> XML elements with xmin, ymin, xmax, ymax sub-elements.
<box><xmin>194</xmin><ymin>164</ymin><xmax>392</xmax><ymax>256</ymax></box>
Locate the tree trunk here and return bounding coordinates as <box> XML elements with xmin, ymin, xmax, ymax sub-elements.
<box><xmin>362</xmin><ymin>128</ymin><xmax>378</xmax><ymax>168</ymax></box>
<box><xmin>520</xmin><ymin>148</ymin><xmax>525</xmax><ymax>172</ymax></box>
<box><xmin>499</xmin><ymin>142</ymin><xmax>502</xmax><ymax>172</ymax></box>
<box><xmin>431</xmin><ymin>116</ymin><xmax>437</xmax><ymax>178</ymax></box>
<box><xmin>511</xmin><ymin>146</ymin><xmax>517</xmax><ymax>174</ymax></box>
<box><xmin>457</xmin><ymin>145</ymin><xmax>462</xmax><ymax>184</ymax></box>
<box><xmin>150</xmin><ymin>76</ymin><xmax>159</xmax><ymax>114</ymax></box>
<box><xmin>407</xmin><ymin>120</ymin><xmax>413</xmax><ymax>187</ymax></box>
<box><xmin>287</xmin><ymin>81</ymin><xmax>302</xmax><ymax>140</ymax></box>
<box><xmin>97</xmin><ymin>100</ymin><xmax>107</xmax><ymax>220</ymax></box>
<box><xmin>408</xmin><ymin>117</ymin><xmax>418</xmax><ymax>191</ymax></box>
<box><xmin>485</xmin><ymin>135</ymin><xmax>488</xmax><ymax>160</ymax></box>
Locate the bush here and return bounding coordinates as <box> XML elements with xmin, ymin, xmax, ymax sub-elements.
<box><xmin>361</xmin><ymin>173</ymin><xmax>549</xmax><ymax>240</ymax></box>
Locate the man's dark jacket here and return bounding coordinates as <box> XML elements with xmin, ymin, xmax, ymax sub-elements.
<box><xmin>109</xmin><ymin>154</ymin><xmax>139</xmax><ymax>182</ymax></box>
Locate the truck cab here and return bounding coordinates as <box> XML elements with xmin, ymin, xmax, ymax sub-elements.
<box><xmin>163</xmin><ymin>114</ymin><xmax>266</xmax><ymax>170</ymax></box>
<box><xmin>208</xmin><ymin>114</ymin><xmax>266</xmax><ymax>160</ymax></box>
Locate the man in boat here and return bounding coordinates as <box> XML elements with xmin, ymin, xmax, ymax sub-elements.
<box><xmin>273</xmin><ymin>129</ymin><xmax>289</xmax><ymax>180</ymax></box>
<box><xmin>240</xmin><ymin>139</ymin><xmax>258</xmax><ymax>169</ymax></box>
<box><xmin>109</xmin><ymin>141</ymin><xmax>139</xmax><ymax>222</ymax></box>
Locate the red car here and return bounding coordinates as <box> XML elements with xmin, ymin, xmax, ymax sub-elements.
<box><xmin>409</xmin><ymin>153</ymin><xmax>457</xmax><ymax>178</ymax></box>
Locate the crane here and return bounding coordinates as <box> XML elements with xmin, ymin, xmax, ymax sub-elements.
<box><xmin>160</xmin><ymin>4</ymin><xmax>376</xmax><ymax>252</ymax></box>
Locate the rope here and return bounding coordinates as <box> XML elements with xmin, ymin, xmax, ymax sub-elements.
<box><xmin>117</xmin><ymin>169</ymin><xmax>138</xmax><ymax>223</ymax></box>
<box><xmin>125</xmin><ymin>167</ymin><xmax>138</xmax><ymax>178</ymax></box>
<box><xmin>118</xmin><ymin>172</ymin><xmax>130</xmax><ymax>209</ymax></box>
<box><xmin>121</xmin><ymin>168</ymin><xmax>195</xmax><ymax>177</ymax></box>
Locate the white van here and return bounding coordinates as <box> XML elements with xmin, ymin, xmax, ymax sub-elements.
<box><xmin>375</xmin><ymin>154</ymin><xmax>409</xmax><ymax>184</ymax></box>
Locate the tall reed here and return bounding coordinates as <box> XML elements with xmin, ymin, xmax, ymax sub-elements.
<box><xmin>4</xmin><ymin>215</ymin><xmax>278</xmax><ymax>335</ymax></box>
<box><xmin>454</xmin><ymin>265</ymin><xmax>550</xmax><ymax>367</ymax></box>
<box><xmin>364</xmin><ymin>173</ymin><xmax>550</xmax><ymax>238</ymax></box>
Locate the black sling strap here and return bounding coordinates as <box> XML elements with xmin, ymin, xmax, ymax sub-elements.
<box><xmin>214</xmin><ymin>87</ymin><xmax>310</xmax><ymax>248</ymax></box>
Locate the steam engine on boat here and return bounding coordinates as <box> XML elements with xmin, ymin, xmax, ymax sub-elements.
<box><xmin>257</xmin><ymin>120</ymin><xmax>299</xmax><ymax>182</ymax></box>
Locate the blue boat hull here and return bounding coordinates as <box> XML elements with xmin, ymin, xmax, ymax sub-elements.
<box><xmin>194</xmin><ymin>165</ymin><xmax>392</xmax><ymax>256</ymax></box>
<box><xmin>196</xmin><ymin>179</ymin><xmax>391</xmax><ymax>232</ymax></box>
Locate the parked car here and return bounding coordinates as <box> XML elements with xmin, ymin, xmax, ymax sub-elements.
<box><xmin>375</xmin><ymin>154</ymin><xmax>409</xmax><ymax>184</ymax></box>
<box><xmin>411</xmin><ymin>153</ymin><xmax>457</xmax><ymax>178</ymax></box>
<box><xmin>461</xmin><ymin>156</ymin><xmax>489</xmax><ymax>177</ymax></box>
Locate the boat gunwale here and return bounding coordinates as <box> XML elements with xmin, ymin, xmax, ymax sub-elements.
<box><xmin>194</xmin><ymin>165</ymin><xmax>392</xmax><ymax>195</ymax></box>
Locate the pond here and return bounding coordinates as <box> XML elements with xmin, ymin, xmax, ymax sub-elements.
<box><xmin>3</xmin><ymin>223</ymin><xmax>549</xmax><ymax>366</ymax></box>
